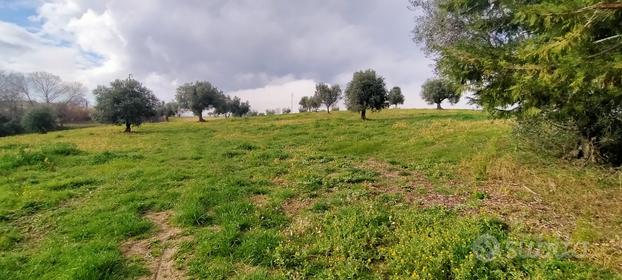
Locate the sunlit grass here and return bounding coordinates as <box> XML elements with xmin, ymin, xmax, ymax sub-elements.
<box><xmin>0</xmin><ymin>109</ymin><xmax>620</xmax><ymax>279</ymax></box>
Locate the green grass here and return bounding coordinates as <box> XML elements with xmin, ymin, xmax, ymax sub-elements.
<box><xmin>0</xmin><ymin>109</ymin><xmax>621</xmax><ymax>279</ymax></box>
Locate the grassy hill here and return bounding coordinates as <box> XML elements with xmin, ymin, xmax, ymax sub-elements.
<box><xmin>0</xmin><ymin>109</ymin><xmax>620</xmax><ymax>279</ymax></box>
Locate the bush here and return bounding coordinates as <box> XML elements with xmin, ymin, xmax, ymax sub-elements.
<box><xmin>514</xmin><ymin>116</ymin><xmax>580</xmax><ymax>160</ymax></box>
<box><xmin>21</xmin><ymin>107</ymin><xmax>57</xmax><ymax>134</ymax></box>
<box><xmin>0</xmin><ymin>115</ymin><xmax>23</xmax><ymax>137</ymax></box>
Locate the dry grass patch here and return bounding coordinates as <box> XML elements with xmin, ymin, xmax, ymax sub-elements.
<box><xmin>362</xmin><ymin>158</ymin><xmax>468</xmax><ymax>208</ymax></box>
<box><xmin>122</xmin><ymin>211</ymin><xmax>190</xmax><ymax>280</ymax></box>
<box><xmin>250</xmin><ymin>194</ymin><xmax>269</xmax><ymax>208</ymax></box>
<box><xmin>281</xmin><ymin>197</ymin><xmax>314</xmax><ymax>217</ymax></box>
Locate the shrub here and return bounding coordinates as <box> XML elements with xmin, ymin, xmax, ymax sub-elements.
<box><xmin>21</xmin><ymin>107</ymin><xmax>56</xmax><ymax>134</ymax></box>
<box><xmin>514</xmin><ymin>116</ymin><xmax>581</xmax><ymax>161</ymax></box>
<box><xmin>0</xmin><ymin>115</ymin><xmax>23</xmax><ymax>137</ymax></box>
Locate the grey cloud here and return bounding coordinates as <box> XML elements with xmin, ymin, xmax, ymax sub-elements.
<box><xmin>4</xmin><ymin>0</ymin><xmax>477</xmax><ymax>110</ymax></box>
<box><xmin>90</xmin><ymin>0</ymin><xmax>428</xmax><ymax>90</ymax></box>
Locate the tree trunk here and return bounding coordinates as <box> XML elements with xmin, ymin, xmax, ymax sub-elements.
<box><xmin>165</xmin><ymin>115</ymin><xmax>169</xmax><ymax>122</ymax></box>
<box><xmin>576</xmin><ymin>137</ymin><xmax>600</xmax><ymax>163</ymax></box>
<box><xmin>327</xmin><ymin>105</ymin><xmax>331</xmax><ymax>114</ymax></box>
<box><xmin>436</xmin><ymin>103</ymin><xmax>442</xmax><ymax>110</ymax></box>
<box><xmin>198</xmin><ymin>114</ymin><xmax>205</xmax><ymax>122</ymax></box>
<box><xmin>124</xmin><ymin>122</ymin><xmax>131</xmax><ymax>133</ymax></box>
<box><xmin>360</xmin><ymin>109</ymin><xmax>366</xmax><ymax>120</ymax></box>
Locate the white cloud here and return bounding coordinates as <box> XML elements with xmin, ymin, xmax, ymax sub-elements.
<box><xmin>0</xmin><ymin>21</ymin><xmax>92</xmax><ymax>77</ymax></box>
<box><xmin>1</xmin><ymin>0</ymin><xmax>476</xmax><ymax>110</ymax></box>
<box><xmin>228</xmin><ymin>79</ymin><xmax>316</xmax><ymax>113</ymax></box>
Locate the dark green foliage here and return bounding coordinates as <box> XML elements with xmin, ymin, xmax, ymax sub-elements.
<box><xmin>93</xmin><ymin>78</ymin><xmax>158</xmax><ymax>132</ymax></box>
<box><xmin>420</xmin><ymin>79</ymin><xmax>460</xmax><ymax>110</ymax></box>
<box><xmin>345</xmin><ymin>69</ymin><xmax>388</xmax><ymax>119</ymax></box>
<box><xmin>298</xmin><ymin>96</ymin><xmax>310</xmax><ymax>112</ymax></box>
<box><xmin>299</xmin><ymin>95</ymin><xmax>322</xmax><ymax>112</ymax></box>
<box><xmin>410</xmin><ymin>0</ymin><xmax>622</xmax><ymax>164</ymax></box>
<box><xmin>514</xmin><ymin>116</ymin><xmax>582</xmax><ymax>160</ymax></box>
<box><xmin>314</xmin><ymin>83</ymin><xmax>342</xmax><ymax>113</ymax></box>
<box><xmin>175</xmin><ymin>81</ymin><xmax>223</xmax><ymax>121</ymax></box>
<box><xmin>21</xmin><ymin>106</ymin><xmax>56</xmax><ymax>133</ymax></box>
<box><xmin>156</xmin><ymin>101</ymin><xmax>179</xmax><ymax>121</ymax></box>
<box><xmin>0</xmin><ymin>115</ymin><xmax>23</xmax><ymax>137</ymax></box>
<box><xmin>387</xmin><ymin>86</ymin><xmax>405</xmax><ymax>108</ymax></box>
<box><xmin>227</xmin><ymin>96</ymin><xmax>252</xmax><ymax>117</ymax></box>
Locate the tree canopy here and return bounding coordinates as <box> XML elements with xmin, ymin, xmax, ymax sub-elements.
<box><xmin>93</xmin><ymin>77</ymin><xmax>158</xmax><ymax>132</ymax></box>
<box><xmin>345</xmin><ymin>69</ymin><xmax>388</xmax><ymax>119</ymax></box>
<box><xmin>387</xmin><ymin>86</ymin><xmax>405</xmax><ymax>108</ymax></box>
<box><xmin>410</xmin><ymin>0</ymin><xmax>622</xmax><ymax>164</ymax></box>
<box><xmin>420</xmin><ymin>79</ymin><xmax>460</xmax><ymax>110</ymax></box>
<box><xmin>229</xmin><ymin>96</ymin><xmax>251</xmax><ymax>117</ymax></box>
<box><xmin>175</xmin><ymin>81</ymin><xmax>223</xmax><ymax>122</ymax></box>
<box><xmin>314</xmin><ymin>83</ymin><xmax>342</xmax><ymax>113</ymax></box>
<box><xmin>157</xmin><ymin>101</ymin><xmax>179</xmax><ymax>121</ymax></box>
<box><xmin>299</xmin><ymin>96</ymin><xmax>311</xmax><ymax>112</ymax></box>
<box><xmin>299</xmin><ymin>95</ymin><xmax>321</xmax><ymax>112</ymax></box>
<box><xmin>21</xmin><ymin>106</ymin><xmax>56</xmax><ymax>134</ymax></box>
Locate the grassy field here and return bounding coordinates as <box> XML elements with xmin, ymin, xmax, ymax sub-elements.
<box><xmin>0</xmin><ymin>109</ymin><xmax>621</xmax><ymax>279</ymax></box>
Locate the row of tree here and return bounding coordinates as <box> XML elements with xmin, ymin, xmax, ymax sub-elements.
<box><xmin>92</xmin><ymin>78</ymin><xmax>253</xmax><ymax>132</ymax></box>
<box><xmin>300</xmin><ymin>83</ymin><xmax>342</xmax><ymax>113</ymax></box>
<box><xmin>175</xmin><ymin>81</ymin><xmax>250</xmax><ymax>122</ymax></box>
<box><xmin>0</xmin><ymin>71</ymin><xmax>91</xmax><ymax>136</ymax></box>
<box><xmin>299</xmin><ymin>74</ymin><xmax>406</xmax><ymax>117</ymax></box>
<box><xmin>3</xmin><ymin>68</ymin><xmax>459</xmax><ymax>135</ymax></box>
<box><xmin>0</xmin><ymin>72</ymin><xmax>257</xmax><ymax>135</ymax></box>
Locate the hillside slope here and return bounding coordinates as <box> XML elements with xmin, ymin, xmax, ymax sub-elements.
<box><xmin>1</xmin><ymin>110</ymin><xmax>620</xmax><ymax>279</ymax></box>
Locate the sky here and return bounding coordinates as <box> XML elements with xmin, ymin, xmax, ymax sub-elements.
<box><xmin>0</xmin><ymin>0</ymin><xmax>474</xmax><ymax>112</ymax></box>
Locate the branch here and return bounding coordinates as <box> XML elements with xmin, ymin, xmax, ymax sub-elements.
<box><xmin>542</xmin><ymin>2</ymin><xmax>622</xmax><ymax>16</ymax></box>
<box><xmin>594</xmin><ymin>34</ymin><xmax>622</xmax><ymax>44</ymax></box>
<box><xmin>593</xmin><ymin>3</ymin><xmax>622</xmax><ymax>10</ymax></box>
<box><xmin>587</xmin><ymin>42</ymin><xmax>622</xmax><ymax>58</ymax></box>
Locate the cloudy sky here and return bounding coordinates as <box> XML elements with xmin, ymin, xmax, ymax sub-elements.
<box><xmin>0</xmin><ymin>0</ymin><xmax>473</xmax><ymax>112</ymax></box>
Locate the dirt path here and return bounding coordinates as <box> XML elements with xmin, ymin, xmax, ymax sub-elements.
<box><xmin>122</xmin><ymin>211</ymin><xmax>188</xmax><ymax>280</ymax></box>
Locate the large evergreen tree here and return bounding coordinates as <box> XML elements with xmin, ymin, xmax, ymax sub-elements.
<box><xmin>411</xmin><ymin>0</ymin><xmax>622</xmax><ymax>164</ymax></box>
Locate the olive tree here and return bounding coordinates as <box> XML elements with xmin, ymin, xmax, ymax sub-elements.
<box><xmin>299</xmin><ymin>96</ymin><xmax>321</xmax><ymax>112</ymax></box>
<box><xmin>176</xmin><ymin>81</ymin><xmax>223</xmax><ymax>122</ymax></box>
<box><xmin>157</xmin><ymin>101</ymin><xmax>179</xmax><ymax>121</ymax></box>
<box><xmin>314</xmin><ymin>83</ymin><xmax>342</xmax><ymax>113</ymax></box>
<box><xmin>388</xmin><ymin>86</ymin><xmax>405</xmax><ymax>108</ymax></box>
<box><xmin>230</xmin><ymin>96</ymin><xmax>251</xmax><ymax>117</ymax></box>
<box><xmin>420</xmin><ymin>79</ymin><xmax>460</xmax><ymax>110</ymax></box>
<box><xmin>344</xmin><ymin>69</ymin><xmax>388</xmax><ymax>119</ymax></box>
<box><xmin>93</xmin><ymin>77</ymin><xmax>159</xmax><ymax>132</ymax></box>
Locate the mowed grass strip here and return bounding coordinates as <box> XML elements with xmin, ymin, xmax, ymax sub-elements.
<box><xmin>0</xmin><ymin>109</ymin><xmax>620</xmax><ymax>279</ymax></box>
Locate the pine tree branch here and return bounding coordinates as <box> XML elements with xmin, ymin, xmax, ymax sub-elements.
<box><xmin>542</xmin><ymin>2</ymin><xmax>622</xmax><ymax>16</ymax></box>
<box><xmin>594</xmin><ymin>34</ymin><xmax>622</xmax><ymax>44</ymax></box>
<box><xmin>593</xmin><ymin>3</ymin><xmax>622</xmax><ymax>10</ymax></box>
